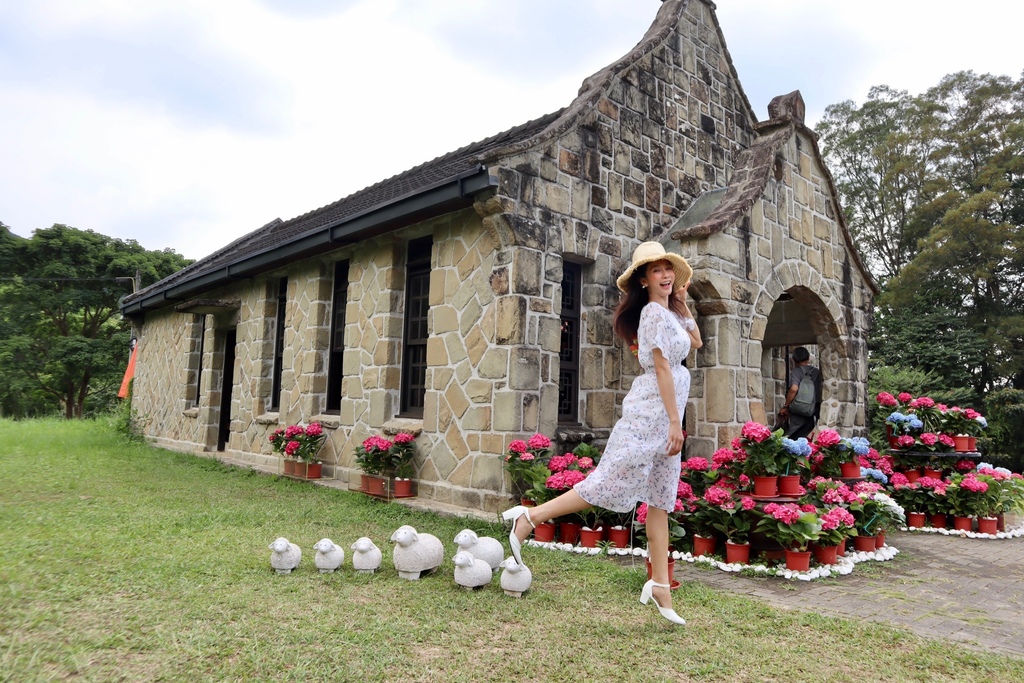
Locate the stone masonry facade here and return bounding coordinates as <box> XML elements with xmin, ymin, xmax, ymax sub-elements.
<box><xmin>129</xmin><ymin>0</ymin><xmax>875</xmax><ymax>514</ymax></box>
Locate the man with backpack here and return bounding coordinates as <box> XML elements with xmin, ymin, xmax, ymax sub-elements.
<box><xmin>778</xmin><ymin>346</ymin><xmax>821</xmax><ymax>439</ymax></box>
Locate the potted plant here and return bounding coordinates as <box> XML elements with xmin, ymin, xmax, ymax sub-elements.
<box><xmin>353</xmin><ymin>434</ymin><xmax>392</xmax><ymax>495</ymax></box>
<box><xmin>945</xmin><ymin>472</ymin><xmax>991</xmax><ymax>529</ymax></box>
<box><xmin>814</xmin><ymin>506</ymin><xmax>857</xmax><ymax>564</ymax></box>
<box><xmin>754</xmin><ymin>502</ymin><xmax>821</xmax><ymax>571</ymax></box>
<box><xmin>739</xmin><ymin>421</ymin><xmax>786</xmax><ymax>496</ymax></box>
<box><xmin>704</xmin><ymin>488</ymin><xmax>756</xmax><ymax>564</ymax></box>
<box><xmin>776</xmin><ymin>437</ymin><xmax>811</xmax><ymax>495</ymax></box>
<box><xmin>635</xmin><ymin>502</ymin><xmax>687</xmax><ymax>586</ymax></box>
<box><xmin>269</xmin><ymin>422</ymin><xmax>327</xmax><ymax>479</ymax></box>
<box><xmin>389</xmin><ymin>432</ymin><xmax>417</xmax><ymax>498</ymax></box>
<box><xmin>504</xmin><ymin>433</ymin><xmax>554</xmax><ymax>505</ymax></box>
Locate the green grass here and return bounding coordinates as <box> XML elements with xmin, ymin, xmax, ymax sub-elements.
<box><xmin>2</xmin><ymin>419</ymin><xmax>1023</xmax><ymax>682</ymax></box>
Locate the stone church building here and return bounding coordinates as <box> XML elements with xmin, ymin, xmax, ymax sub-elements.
<box><xmin>121</xmin><ymin>0</ymin><xmax>877</xmax><ymax>514</ymax></box>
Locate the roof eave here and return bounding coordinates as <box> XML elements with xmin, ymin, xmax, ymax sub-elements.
<box><xmin>121</xmin><ymin>166</ymin><xmax>496</xmax><ymax>317</ymax></box>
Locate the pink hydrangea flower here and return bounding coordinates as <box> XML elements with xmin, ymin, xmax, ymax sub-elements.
<box><xmin>683</xmin><ymin>457</ymin><xmax>710</xmax><ymax>472</ymax></box>
<box><xmin>393</xmin><ymin>432</ymin><xmax>414</xmax><ymax>444</ymax></box>
<box><xmin>763</xmin><ymin>503</ymin><xmax>802</xmax><ymax>524</ymax></box>
<box><xmin>820</xmin><ymin>507</ymin><xmax>855</xmax><ymax>531</ymax></box>
<box><xmin>741</xmin><ymin>421</ymin><xmax>772</xmax><ymax>443</ymax></box>
<box><xmin>919</xmin><ymin>433</ymin><xmax>938</xmax><ymax>446</ymax></box>
<box><xmin>876</xmin><ymin>392</ymin><xmax>898</xmax><ymax>407</ymax></box>
<box><xmin>527</xmin><ymin>433</ymin><xmax>551</xmax><ymax>449</ymax></box>
<box><xmin>910</xmin><ymin>396</ymin><xmax>935</xmax><ymax>409</ymax></box>
<box><xmin>938</xmin><ymin>434</ymin><xmax>955</xmax><ymax>448</ymax></box>
<box><xmin>815</xmin><ymin>429</ymin><xmax>841</xmax><ymax>448</ymax></box>
<box><xmin>704</xmin><ymin>486</ymin><xmax>733</xmax><ymax>506</ymax></box>
<box><xmin>305</xmin><ymin>422</ymin><xmax>323</xmax><ymax>437</ymax></box>
<box><xmin>284</xmin><ymin>425</ymin><xmax>304</xmax><ymax>439</ymax></box>
<box><xmin>964</xmin><ymin>408</ymin><xmax>980</xmax><ymax>420</ymax></box>
<box><xmin>897</xmin><ymin>435</ymin><xmax>916</xmax><ymax>448</ymax></box>
<box><xmin>284</xmin><ymin>440</ymin><xmax>300</xmax><ymax>456</ymax></box>
<box><xmin>890</xmin><ymin>472</ymin><xmax>910</xmax><ymax>487</ymax></box>
<box><xmin>576</xmin><ymin>457</ymin><xmax>595</xmax><ymax>471</ymax></box>
<box><xmin>740</xmin><ymin>496</ymin><xmax>756</xmax><ymax>511</ymax></box>
<box><xmin>898</xmin><ymin>392</ymin><xmax>914</xmax><ymax>403</ymax></box>
<box><xmin>636</xmin><ymin>502</ymin><xmax>649</xmax><ymax>524</ymax></box>
<box><xmin>508</xmin><ymin>440</ymin><xmax>527</xmax><ymax>454</ymax></box>
<box><xmin>960</xmin><ymin>476</ymin><xmax>988</xmax><ymax>493</ymax></box>
<box><xmin>677</xmin><ymin>481</ymin><xmax>694</xmax><ymax>499</ymax></box>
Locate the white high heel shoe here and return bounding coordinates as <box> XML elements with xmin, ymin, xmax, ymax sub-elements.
<box><xmin>500</xmin><ymin>505</ymin><xmax>535</xmax><ymax>565</ymax></box>
<box><xmin>639</xmin><ymin>580</ymin><xmax>686</xmax><ymax>625</ymax></box>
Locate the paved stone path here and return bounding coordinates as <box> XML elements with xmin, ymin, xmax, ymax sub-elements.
<box><xmin>677</xmin><ymin>530</ymin><xmax>1024</xmax><ymax>658</ymax></box>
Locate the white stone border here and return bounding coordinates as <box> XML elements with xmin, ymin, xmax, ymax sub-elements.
<box><xmin>524</xmin><ymin>539</ymin><xmax>899</xmax><ymax>581</ymax></box>
<box><xmin>900</xmin><ymin>524</ymin><xmax>1024</xmax><ymax>540</ymax></box>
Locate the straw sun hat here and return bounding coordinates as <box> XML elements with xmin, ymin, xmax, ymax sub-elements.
<box><xmin>615</xmin><ymin>241</ymin><xmax>693</xmax><ymax>293</ymax></box>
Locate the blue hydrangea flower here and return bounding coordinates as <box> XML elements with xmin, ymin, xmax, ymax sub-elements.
<box><xmin>908</xmin><ymin>417</ymin><xmax>924</xmax><ymax>430</ymax></box>
<box><xmin>850</xmin><ymin>436</ymin><xmax>871</xmax><ymax>456</ymax></box>
<box><xmin>781</xmin><ymin>438</ymin><xmax>807</xmax><ymax>456</ymax></box>
<box><xmin>975</xmin><ymin>416</ymin><xmax>988</xmax><ymax>428</ymax></box>
<box><xmin>978</xmin><ymin>461</ymin><xmax>994</xmax><ymax>470</ymax></box>
<box><xmin>864</xmin><ymin>468</ymin><xmax>888</xmax><ymax>484</ymax></box>
<box><xmin>794</xmin><ymin>437</ymin><xmax>812</xmax><ymax>456</ymax></box>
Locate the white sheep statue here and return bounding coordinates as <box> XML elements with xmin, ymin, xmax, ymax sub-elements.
<box><xmin>350</xmin><ymin>537</ymin><xmax>383</xmax><ymax>574</ymax></box>
<box><xmin>499</xmin><ymin>556</ymin><xmax>533</xmax><ymax>597</ymax></box>
<box><xmin>453</xmin><ymin>529</ymin><xmax>504</xmax><ymax>572</ymax></box>
<box><xmin>268</xmin><ymin>537</ymin><xmax>301</xmax><ymax>574</ymax></box>
<box><xmin>389</xmin><ymin>525</ymin><xmax>444</xmax><ymax>580</ymax></box>
<box><xmin>452</xmin><ymin>550</ymin><xmax>493</xmax><ymax>590</ymax></box>
<box><xmin>312</xmin><ymin>538</ymin><xmax>345</xmax><ymax>573</ymax></box>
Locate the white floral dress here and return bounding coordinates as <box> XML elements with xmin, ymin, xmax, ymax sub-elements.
<box><xmin>575</xmin><ymin>302</ymin><xmax>693</xmax><ymax>513</ymax></box>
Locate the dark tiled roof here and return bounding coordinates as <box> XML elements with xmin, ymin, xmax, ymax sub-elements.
<box><xmin>126</xmin><ymin>108</ymin><xmax>565</xmax><ymax>306</ymax></box>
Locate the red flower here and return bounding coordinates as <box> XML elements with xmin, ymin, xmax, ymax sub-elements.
<box><xmin>508</xmin><ymin>440</ymin><xmax>527</xmax><ymax>454</ymax></box>
<box><xmin>393</xmin><ymin>432</ymin><xmax>414</xmax><ymax>444</ymax></box>
<box><xmin>876</xmin><ymin>392</ymin><xmax>898</xmax><ymax>407</ymax></box>
<box><xmin>741</xmin><ymin>421</ymin><xmax>772</xmax><ymax>443</ymax></box>
<box><xmin>305</xmin><ymin>422</ymin><xmax>323</xmax><ymax>437</ymax></box>
<box><xmin>527</xmin><ymin>433</ymin><xmax>551</xmax><ymax>450</ymax></box>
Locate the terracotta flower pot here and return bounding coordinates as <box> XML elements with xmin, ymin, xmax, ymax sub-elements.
<box><xmin>283</xmin><ymin>458</ymin><xmax>296</xmax><ymax>476</ymax></box>
<box><xmin>952</xmin><ymin>515</ymin><xmax>973</xmax><ymax>531</ymax></box>
<box><xmin>607</xmin><ymin>526</ymin><xmax>631</xmax><ymax>548</ymax></box>
<box><xmin>929</xmin><ymin>513</ymin><xmax>948</xmax><ymax>529</ymax></box>
<box><xmin>968</xmin><ymin>436</ymin><xmax>977</xmax><ymax>452</ymax></box>
<box><xmin>922</xmin><ymin>467</ymin><xmax>943</xmax><ymax>480</ymax></box>
<box><xmin>645</xmin><ymin>556</ymin><xmax>679</xmax><ymax>590</ymax></box>
<box><xmin>752</xmin><ymin>475</ymin><xmax>778</xmax><ymax>498</ymax></box>
<box><xmin>977</xmin><ymin>517</ymin><xmax>998</xmax><ymax>535</ymax></box>
<box><xmin>907</xmin><ymin>512</ymin><xmax>926</xmax><ymax>528</ymax></box>
<box><xmin>558</xmin><ymin>521</ymin><xmax>581</xmax><ymax>545</ymax></box>
<box><xmin>852</xmin><ymin>535</ymin><xmax>877</xmax><ymax>552</ymax></box>
<box><xmin>777</xmin><ymin>474</ymin><xmax>802</xmax><ymax>497</ymax></box>
<box><xmin>692</xmin><ymin>534</ymin><xmax>717</xmax><ymax>557</ymax></box>
<box><xmin>875</xmin><ymin>531</ymin><xmax>886</xmax><ymax>548</ymax></box>
<box><xmin>837</xmin><ymin>538</ymin><xmax>847</xmax><ymax>557</ymax></box>
<box><xmin>840</xmin><ymin>462</ymin><xmax>862</xmax><ymax>478</ymax></box>
<box><xmin>813</xmin><ymin>544</ymin><xmax>839</xmax><ymax>566</ymax></box>
<box><xmin>393</xmin><ymin>478</ymin><xmax>414</xmax><ymax>498</ymax></box>
<box><xmin>904</xmin><ymin>469</ymin><xmax>921</xmax><ymax>483</ymax></box>
<box><xmin>533</xmin><ymin>522</ymin><xmax>556</xmax><ymax>543</ymax></box>
<box><xmin>953</xmin><ymin>435</ymin><xmax>971</xmax><ymax>452</ymax></box>
<box><xmin>725</xmin><ymin>541</ymin><xmax>751</xmax><ymax>565</ymax></box>
<box><xmin>579</xmin><ymin>527</ymin><xmax>603</xmax><ymax>547</ymax></box>
<box><xmin>784</xmin><ymin>549</ymin><xmax>811</xmax><ymax>571</ymax></box>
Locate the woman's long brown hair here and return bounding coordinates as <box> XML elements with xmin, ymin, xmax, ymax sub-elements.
<box><xmin>612</xmin><ymin>263</ymin><xmax>688</xmax><ymax>344</ymax></box>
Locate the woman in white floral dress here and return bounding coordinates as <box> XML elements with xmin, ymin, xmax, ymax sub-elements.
<box><xmin>502</xmin><ymin>242</ymin><xmax>702</xmax><ymax>625</ymax></box>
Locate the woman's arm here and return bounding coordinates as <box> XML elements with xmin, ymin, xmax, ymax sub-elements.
<box><xmin>675</xmin><ymin>283</ymin><xmax>703</xmax><ymax>350</ymax></box>
<box><xmin>652</xmin><ymin>347</ymin><xmax>684</xmax><ymax>456</ymax></box>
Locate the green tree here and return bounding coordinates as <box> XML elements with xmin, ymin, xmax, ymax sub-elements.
<box><xmin>0</xmin><ymin>224</ymin><xmax>190</xmax><ymax>418</ymax></box>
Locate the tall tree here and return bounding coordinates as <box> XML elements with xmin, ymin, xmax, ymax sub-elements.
<box><xmin>817</xmin><ymin>85</ymin><xmax>937</xmax><ymax>283</ymax></box>
<box><xmin>0</xmin><ymin>224</ymin><xmax>190</xmax><ymax>418</ymax></box>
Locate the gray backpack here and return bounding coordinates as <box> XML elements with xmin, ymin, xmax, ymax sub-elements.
<box><xmin>790</xmin><ymin>370</ymin><xmax>818</xmax><ymax>417</ymax></box>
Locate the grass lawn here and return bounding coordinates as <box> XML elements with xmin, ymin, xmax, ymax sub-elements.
<box><xmin>2</xmin><ymin>419</ymin><xmax>1023</xmax><ymax>682</ymax></box>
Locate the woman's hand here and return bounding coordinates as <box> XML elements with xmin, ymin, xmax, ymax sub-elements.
<box><xmin>666</xmin><ymin>421</ymin><xmax>684</xmax><ymax>456</ymax></box>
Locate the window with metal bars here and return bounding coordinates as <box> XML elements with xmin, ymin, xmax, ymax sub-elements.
<box><xmin>193</xmin><ymin>314</ymin><xmax>205</xmax><ymax>406</ymax></box>
<box><xmin>400</xmin><ymin>237</ymin><xmax>432</xmax><ymax>416</ymax></box>
<box><xmin>270</xmin><ymin>277</ymin><xmax>287</xmax><ymax>411</ymax></box>
<box><xmin>558</xmin><ymin>261</ymin><xmax>582</xmax><ymax>423</ymax></box>
<box><xmin>325</xmin><ymin>261</ymin><xmax>349</xmax><ymax>414</ymax></box>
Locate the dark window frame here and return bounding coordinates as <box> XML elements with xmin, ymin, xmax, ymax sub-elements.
<box><xmin>193</xmin><ymin>314</ymin><xmax>205</xmax><ymax>406</ymax></box>
<box><xmin>325</xmin><ymin>261</ymin><xmax>349</xmax><ymax>414</ymax></box>
<box><xmin>400</xmin><ymin>237</ymin><xmax>432</xmax><ymax>417</ymax></box>
<box><xmin>558</xmin><ymin>261</ymin><xmax>582</xmax><ymax>423</ymax></box>
<box><xmin>270</xmin><ymin>277</ymin><xmax>287</xmax><ymax>411</ymax></box>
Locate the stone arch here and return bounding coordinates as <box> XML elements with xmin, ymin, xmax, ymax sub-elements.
<box><xmin>750</xmin><ymin>261</ymin><xmax>851</xmax><ymax>430</ymax></box>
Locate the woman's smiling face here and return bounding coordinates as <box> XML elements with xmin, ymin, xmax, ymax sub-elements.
<box><xmin>640</xmin><ymin>259</ymin><xmax>675</xmax><ymax>296</ymax></box>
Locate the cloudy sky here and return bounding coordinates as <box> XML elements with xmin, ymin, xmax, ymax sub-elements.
<box><xmin>2</xmin><ymin>0</ymin><xmax>1021</xmax><ymax>261</ymax></box>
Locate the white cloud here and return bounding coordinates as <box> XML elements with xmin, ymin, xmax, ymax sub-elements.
<box><xmin>2</xmin><ymin>0</ymin><xmax>1021</xmax><ymax>260</ymax></box>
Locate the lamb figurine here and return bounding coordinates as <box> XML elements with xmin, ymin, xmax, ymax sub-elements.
<box><xmin>268</xmin><ymin>537</ymin><xmax>302</xmax><ymax>574</ymax></box>
<box><xmin>499</xmin><ymin>556</ymin><xmax>533</xmax><ymax>597</ymax></box>
<box><xmin>350</xmin><ymin>537</ymin><xmax>383</xmax><ymax>574</ymax></box>
<box><xmin>312</xmin><ymin>538</ymin><xmax>345</xmax><ymax>573</ymax></box>
<box><xmin>453</xmin><ymin>529</ymin><xmax>504</xmax><ymax>572</ymax></box>
<box><xmin>389</xmin><ymin>525</ymin><xmax>444</xmax><ymax>580</ymax></box>
<box><xmin>452</xmin><ymin>550</ymin><xmax>493</xmax><ymax>590</ymax></box>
